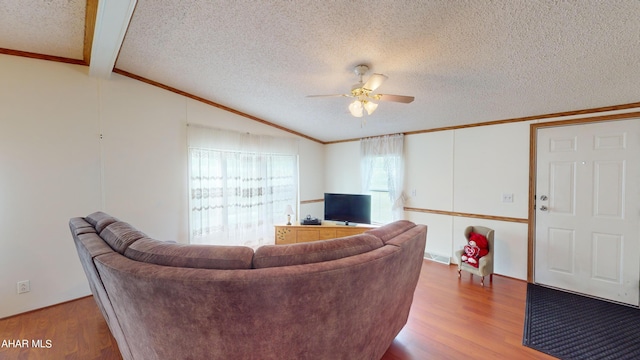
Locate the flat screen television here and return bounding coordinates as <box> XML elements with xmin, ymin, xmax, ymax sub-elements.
<box><xmin>324</xmin><ymin>193</ymin><xmax>372</xmax><ymax>225</ymax></box>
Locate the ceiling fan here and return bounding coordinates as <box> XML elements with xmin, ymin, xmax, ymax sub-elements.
<box><xmin>307</xmin><ymin>64</ymin><xmax>414</xmax><ymax>119</ymax></box>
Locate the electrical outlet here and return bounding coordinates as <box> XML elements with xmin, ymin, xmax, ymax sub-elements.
<box><xmin>502</xmin><ymin>193</ymin><xmax>514</xmax><ymax>203</ymax></box>
<box><xmin>17</xmin><ymin>280</ymin><xmax>30</xmax><ymax>294</ymax></box>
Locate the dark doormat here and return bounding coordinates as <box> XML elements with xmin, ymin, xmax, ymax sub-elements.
<box><xmin>523</xmin><ymin>283</ymin><xmax>640</xmax><ymax>359</ymax></box>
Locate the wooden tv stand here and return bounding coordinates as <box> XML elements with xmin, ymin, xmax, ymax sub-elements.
<box><xmin>275</xmin><ymin>222</ymin><xmax>376</xmax><ymax>245</ymax></box>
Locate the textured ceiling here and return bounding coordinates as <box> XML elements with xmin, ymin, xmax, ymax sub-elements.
<box><xmin>2</xmin><ymin>1</ymin><xmax>640</xmax><ymax>142</ymax></box>
<box><xmin>0</xmin><ymin>0</ymin><xmax>85</xmax><ymax>59</ymax></box>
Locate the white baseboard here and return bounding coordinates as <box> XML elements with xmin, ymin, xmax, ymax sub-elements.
<box><xmin>424</xmin><ymin>251</ymin><xmax>451</xmax><ymax>265</ymax></box>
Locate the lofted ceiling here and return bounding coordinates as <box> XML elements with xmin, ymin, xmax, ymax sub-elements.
<box><xmin>2</xmin><ymin>0</ymin><xmax>640</xmax><ymax>143</ymax></box>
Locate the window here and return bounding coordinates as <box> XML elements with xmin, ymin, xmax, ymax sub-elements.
<box><xmin>361</xmin><ymin>134</ymin><xmax>405</xmax><ymax>223</ymax></box>
<box><xmin>188</xmin><ymin>125</ymin><xmax>298</xmax><ymax>248</ymax></box>
<box><xmin>369</xmin><ymin>156</ymin><xmax>393</xmax><ymax>224</ymax></box>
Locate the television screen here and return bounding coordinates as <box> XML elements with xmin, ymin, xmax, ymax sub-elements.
<box><xmin>324</xmin><ymin>193</ymin><xmax>372</xmax><ymax>225</ymax></box>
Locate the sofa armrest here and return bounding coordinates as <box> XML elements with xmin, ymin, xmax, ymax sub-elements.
<box><xmin>454</xmin><ymin>249</ymin><xmax>464</xmax><ymax>265</ymax></box>
<box><xmin>477</xmin><ymin>252</ymin><xmax>493</xmax><ymax>275</ymax></box>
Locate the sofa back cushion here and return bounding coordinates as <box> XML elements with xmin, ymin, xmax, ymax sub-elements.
<box><xmin>69</xmin><ymin>217</ymin><xmax>97</xmax><ymax>236</ymax></box>
<box><xmin>124</xmin><ymin>238</ymin><xmax>254</xmax><ymax>269</ymax></box>
<box><xmin>85</xmin><ymin>211</ymin><xmax>119</xmax><ymax>233</ymax></box>
<box><xmin>100</xmin><ymin>221</ymin><xmax>147</xmax><ymax>254</ymax></box>
<box><xmin>365</xmin><ymin>220</ymin><xmax>416</xmax><ymax>244</ymax></box>
<box><xmin>253</xmin><ymin>233</ymin><xmax>383</xmax><ymax>269</ymax></box>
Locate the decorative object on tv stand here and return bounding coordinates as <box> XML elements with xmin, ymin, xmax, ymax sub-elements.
<box><xmin>301</xmin><ymin>215</ymin><xmax>321</xmax><ymax>225</ymax></box>
<box><xmin>285</xmin><ymin>205</ymin><xmax>294</xmax><ymax>225</ymax></box>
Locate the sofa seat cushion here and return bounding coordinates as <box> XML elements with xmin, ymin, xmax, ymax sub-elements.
<box><xmin>100</xmin><ymin>222</ymin><xmax>147</xmax><ymax>254</ymax></box>
<box><xmin>365</xmin><ymin>220</ymin><xmax>416</xmax><ymax>244</ymax></box>
<box><xmin>125</xmin><ymin>238</ymin><xmax>254</xmax><ymax>270</ymax></box>
<box><xmin>253</xmin><ymin>233</ymin><xmax>383</xmax><ymax>269</ymax></box>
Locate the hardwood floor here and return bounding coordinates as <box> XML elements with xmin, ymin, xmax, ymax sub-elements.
<box><xmin>0</xmin><ymin>260</ymin><xmax>555</xmax><ymax>359</ymax></box>
<box><xmin>381</xmin><ymin>261</ymin><xmax>555</xmax><ymax>359</ymax></box>
<box><xmin>0</xmin><ymin>295</ymin><xmax>121</xmax><ymax>360</ymax></box>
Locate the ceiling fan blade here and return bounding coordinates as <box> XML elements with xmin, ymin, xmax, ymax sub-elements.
<box><xmin>376</xmin><ymin>94</ymin><xmax>415</xmax><ymax>103</ymax></box>
<box><xmin>363</xmin><ymin>73</ymin><xmax>388</xmax><ymax>91</ymax></box>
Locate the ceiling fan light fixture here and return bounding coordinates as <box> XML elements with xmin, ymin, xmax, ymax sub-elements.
<box><xmin>349</xmin><ymin>100</ymin><xmax>363</xmax><ymax>117</ymax></box>
<box><xmin>363</xmin><ymin>100</ymin><xmax>378</xmax><ymax>115</ymax></box>
<box><xmin>308</xmin><ymin>63</ymin><xmax>413</xmax><ymax>121</ymax></box>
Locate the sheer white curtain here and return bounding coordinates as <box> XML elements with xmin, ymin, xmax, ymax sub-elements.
<box><xmin>188</xmin><ymin>125</ymin><xmax>298</xmax><ymax>248</ymax></box>
<box><xmin>360</xmin><ymin>134</ymin><xmax>405</xmax><ymax>221</ymax></box>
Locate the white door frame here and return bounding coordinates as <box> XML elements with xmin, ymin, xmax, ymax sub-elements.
<box><xmin>527</xmin><ymin>112</ymin><xmax>640</xmax><ymax>283</ymax></box>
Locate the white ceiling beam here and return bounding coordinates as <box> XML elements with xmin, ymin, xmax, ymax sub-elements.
<box><xmin>88</xmin><ymin>0</ymin><xmax>137</xmax><ymax>78</ymax></box>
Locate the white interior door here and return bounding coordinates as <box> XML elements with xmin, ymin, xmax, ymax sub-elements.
<box><xmin>535</xmin><ymin>118</ymin><xmax>640</xmax><ymax>306</ymax></box>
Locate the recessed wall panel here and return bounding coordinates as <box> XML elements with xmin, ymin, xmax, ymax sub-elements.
<box><xmin>595</xmin><ymin>133</ymin><xmax>626</xmax><ymax>150</ymax></box>
<box><xmin>593</xmin><ymin>160</ymin><xmax>625</xmax><ymax>218</ymax></box>
<box><xmin>549</xmin><ymin>162</ymin><xmax>575</xmax><ymax>215</ymax></box>
<box><xmin>592</xmin><ymin>233</ymin><xmax>622</xmax><ymax>283</ymax></box>
<box><xmin>549</xmin><ymin>136</ymin><xmax>577</xmax><ymax>152</ymax></box>
<box><xmin>547</xmin><ymin>228</ymin><xmax>575</xmax><ymax>274</ymax></box>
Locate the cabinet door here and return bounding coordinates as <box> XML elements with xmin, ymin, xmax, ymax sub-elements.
<box><xmin>297</xmin><ymin>229</ymin><xmax>320</xmax><ymax>243</ymax></box>
<box><xmin>275</xmin><ymin>227</ymin><xmax>296</xmax><ymax>244</ymax></box>
<box><xmin>319</xmin><ymin>229</ymin><xmax>337</xmax><ymax>240</ymax></box>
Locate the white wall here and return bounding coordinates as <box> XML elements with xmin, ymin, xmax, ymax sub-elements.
<box><xmin>326</xmin><ymin>121</ymin><xmax>534</xmax><ymax>280</ymax></box>
<box><xmin>452</xmin><ymin>122</ymin><xmax>531</xmax><ymax>218</ymax></box>
<box><xmin>298</xmin><ymin>140</ymin><xmax>325</xmax><ymax>222</ymax></box>
<box><xmin>0</xmin><ymin>54</ymin><xmax>324</xmax><ymax>318</ymax></box>
<box><xmin>403</xmin><ymin>131</ymin><xmax>455</xmax><ymax>262</ymax></box>
<box><xmin>0</xmin><ymin>56</ymin><xmax>102</xmax><ymax>318</ymax></box>
<box><xmin>324</xmin><ymin>141</ymin><xmax>361</xmax><ymax>194</ymax></box>
<box><xmin>99</xmin><ymin>75</ymin><xmax>189</xmax><ymax>241</ymax></box>
<box><xmin>405</xmin><ymin>131</ymin><xmax>454</xmax><ymax>211</ymax></box>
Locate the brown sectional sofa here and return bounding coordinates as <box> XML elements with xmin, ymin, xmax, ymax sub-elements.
<box><xmin>70</xmin><ymin>211</ymin><xmax>427</xmax><ymax>360</ymax></box>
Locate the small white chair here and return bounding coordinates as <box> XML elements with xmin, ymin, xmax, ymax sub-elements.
<box><xmin>454</xmin><ymin>226</ymin><xmax>494</xmax><ymax>286</ymax></box>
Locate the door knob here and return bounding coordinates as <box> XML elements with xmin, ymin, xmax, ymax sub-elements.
<box><xmin>540</xmin><ymin>205</ymin><xmax>548</xmax><ymax>211</ymax></box>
